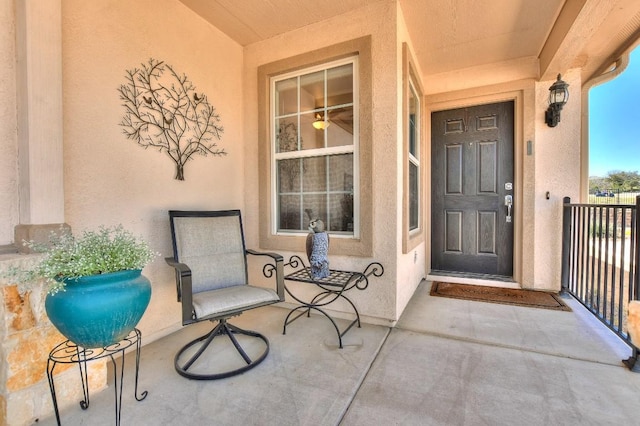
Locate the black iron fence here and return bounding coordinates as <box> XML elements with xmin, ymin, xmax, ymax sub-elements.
<box><xmin>588</xmin><ymin>189</ymin><xmax>640</xmax><ymax>205</ymax></box>
<box><xmin>561</xmin><ymin>195</ymin><xmax>639</xmax><ymax>370</ymax></box>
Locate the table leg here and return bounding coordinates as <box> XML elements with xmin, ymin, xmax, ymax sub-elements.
<box><xmin>283</xmin><ymin>304</ymin><xmax>344</xmax><ymax>348</ymax></box>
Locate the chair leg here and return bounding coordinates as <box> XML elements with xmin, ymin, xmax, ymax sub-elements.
<box><xmin>181</xmin><ymin>321</ymin><xmax>225</xmax><ymax>371</ymax></box>
<box><xmin>224</xmin><ymin>322</ymin><xmax>254</xmax><ymax>364</ymax></box>
<box><xmin>174</xmin><ymin>319</ymin><xmax>270</xmax><ymax>380</ymax></box>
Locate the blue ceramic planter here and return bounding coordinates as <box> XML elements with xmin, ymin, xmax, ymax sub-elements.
<box><xmin>45</xmin><ymin>269</ymin><xmax>151</xmax><ymax>348</ymax></box>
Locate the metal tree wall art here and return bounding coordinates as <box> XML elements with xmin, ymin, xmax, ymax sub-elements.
<box><xmin>118</xmin><ymin>58</ymin><xmax>226</xmax><ymax>180</ymax></box>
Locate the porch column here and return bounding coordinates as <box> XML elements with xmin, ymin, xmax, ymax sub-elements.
<box><xmin>14</xmin><ymin>0</ymin><xmax>67</xmax><ymax>251</ymax></box>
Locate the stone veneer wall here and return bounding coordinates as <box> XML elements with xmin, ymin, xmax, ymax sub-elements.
<box><xmin>0</xmin><ymin>255</ymin><xmax>106</xmax><ymax>426</ymax></box>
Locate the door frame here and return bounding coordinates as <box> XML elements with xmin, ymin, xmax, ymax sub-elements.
<box><xmin>425</xmin><ymin>88</ymin><xmax>525</xmax><ymax>286</ymax></box>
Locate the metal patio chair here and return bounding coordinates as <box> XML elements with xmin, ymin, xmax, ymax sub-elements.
<box><xmin>166</xmin><ymin>210</ymin><xmax>284</xmax><ymax>380</ymax></box>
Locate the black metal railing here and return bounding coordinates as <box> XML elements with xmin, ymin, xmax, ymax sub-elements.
<box><xmin>561</xmin><ymin>195</ymin><xmax>639</xmax><ymax>370</ymax></box>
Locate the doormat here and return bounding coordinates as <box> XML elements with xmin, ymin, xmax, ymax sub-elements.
<box><xmin>430</xmin><ymin>282</ymin><xmax>571</xmax><ymax>311</ymax></box>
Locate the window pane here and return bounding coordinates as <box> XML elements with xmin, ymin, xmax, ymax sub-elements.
<box><xmin>409</xmin><ymin>85</ymin><xmax>418</xmax><ymax>156</ymax></box>
<box><xmin>302</xmin><ymin>157</ymin><xmax>327</xmax><ymax>192</ymax></box>
<box><xmin>409</xmin><ymin>162</ymin><xmax>419</xmax><ymax>230</ymax></box>
<box><xmin>328</xmin><ymin>154</ymin><xmax>353</xmax><ymax>191</ymax></box>
<box><xmin>275</xmin><ymin>78</ymin><xmax>297</xmax><ymax>116</ymax></box>
<box><xmin>329</xmin><ymin>193</ymin><xmax>354</xmax><ymax>232</ymax></box>
<box><xmin>277</xmin><ymin>154</ymin><xmax>355</xmax><ymax>233</ymax></box>
<box><xmin>300</xmin><ymin>70</ymin><xmax>324</xmax><ymax>111</ymax></box>
<box><xmin>279</xmin><ymin>194</ymin><xmax>301</xmax><ymax>230</ymax></box>
<box><xmin>276</xmin><ymin>119</ymin><xmax>299</xmax><ymax>153</ymax></box>
<box><xmin>326</xmin><ymin>106</ymin><xmax>354</xmax><ymax>147</ymax></box>
<box><xmin>302</xmin><ymin>194</ymin><xmax>327</xmax><ymax>230</ymax></box>
<box><xmin>278</xmin><ymin>159</ymin><xmax>302</xmax><ymax>192</ymax></box>
<box><xmin>327</xmin><ymin>64</ymin><xmax>353</xmax><ymax>107</ymax></box>
<box><xmin>300</xmin><ymin>112</ymin><xmax>325</xmax><ymax>150</ymax></box>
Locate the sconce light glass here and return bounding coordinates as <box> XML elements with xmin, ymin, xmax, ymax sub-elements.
<box><xmin>312</xmin><ymin>113</ymin><xmax>330</xmax><ymax>130</ymax></box>
<box><xmin>545</xmin><ymin>74</ymin><xmax>569</xmax><ymax>127</ymax></box>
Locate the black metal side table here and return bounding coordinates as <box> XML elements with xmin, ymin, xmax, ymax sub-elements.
<box><xmin>282</xmin><ymin>255</ymin><xmax>384</xmax><ymax>348</ymax></box>
<box><xmin>46</xmin><ymin>328</ymin><xmax>147</xmax><ymax>426</ymax></box>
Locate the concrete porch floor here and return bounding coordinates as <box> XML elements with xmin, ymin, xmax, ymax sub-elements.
<box><xmin>37</xmin><ymin>280</ymin><xmax>640</xmax><ymax>425</ymax></box>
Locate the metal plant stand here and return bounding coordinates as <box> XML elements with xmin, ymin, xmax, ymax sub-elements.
<box><xmin>46</xmin><ymin>328</ymin><xmax>147</xmax><ymax>426</ymax></box>
<box><xmin>282</xmin><ymin>255</ymin><xmax>384</xmax><ymax>348</ymax></box>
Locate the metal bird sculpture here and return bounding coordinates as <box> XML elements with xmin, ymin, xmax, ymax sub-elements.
<box><xmin>306</xmin><ymin>218</ymin><xmax>330</xmax><ymax>279</ymax></box>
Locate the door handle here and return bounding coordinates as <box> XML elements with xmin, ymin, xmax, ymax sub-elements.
<box><xmin>505</xmin><ymin>195</ymin><xmax>513</xmax><ymax>223</ymax></box>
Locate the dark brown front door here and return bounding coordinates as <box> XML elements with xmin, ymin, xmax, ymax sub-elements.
<box><xmin>431</xmin><ymin>101</ymin><xmax>514</xmax><ymax>276</ymax></box>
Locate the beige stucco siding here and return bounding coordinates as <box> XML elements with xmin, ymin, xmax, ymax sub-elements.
<box><xmin>1</xmin><ymin>0</ymin><xmax>590</xmax><ymax>343</ymax></box>
<box><xmin>531</xmin><ymin>69</ymin><xmax>582</xmax><ymax>291</ymax></box>
<box><xmin>61</xmin><ymin>0</ymin><xmax>246</xmax><ymax>342</ymax></box>
<box><xmin>0</xmin><ymin>0</ymin><xmax>18</xmax><ymax>245</ymax></box>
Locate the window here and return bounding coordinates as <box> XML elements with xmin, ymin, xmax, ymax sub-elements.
<box><xmin>272</xmin><ymin>58</ymin><xmax>358</xmax><ymax>235</ymax></box>
<box><xmin>257</xmin><ymin>37</ymin><xmax>372</xmax><ymax>256</ymax></box>
<box><xmin>408</xmin><ymin>79</ymin><xmax>420</xmax><ymax>231</ymax></box>
<box><xmin>402</xmin><ymin>43</ymin><xmax>424</xmax><ymax>253</ymax></box>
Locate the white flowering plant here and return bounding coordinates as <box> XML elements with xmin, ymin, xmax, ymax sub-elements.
<box><xmin>20</xmin><ymin>225</ymin><xmax>158</xmax><ymax>294</ymax></box>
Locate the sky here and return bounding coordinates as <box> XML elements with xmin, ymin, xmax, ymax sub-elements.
<box><xmin>588</xmin><ymin>46</ymin><xmax>640</xmax><ymax>177</ymax></box>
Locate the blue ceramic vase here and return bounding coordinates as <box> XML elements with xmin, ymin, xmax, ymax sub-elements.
<box><xmin>45</xmin><ymin>269</ymin><xmax>151</xmax><ymax>348</ymax></box>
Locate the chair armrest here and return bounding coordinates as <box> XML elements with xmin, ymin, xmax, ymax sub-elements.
<box><xmin>246</xmin><ymin>249</ymin><xmax>285</xmax><ymax>301</ymax></box>
<box><xmin>164</xmin><ymin>257</ymin><xmax>195</xmax><ymax>324</ymax></box>
<box><xmin>246</xmin><ymin>249</ymin><xmax>283</xmax><ymax>262</ymax></box>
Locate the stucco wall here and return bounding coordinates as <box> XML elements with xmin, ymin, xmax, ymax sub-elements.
<box><xmin>395</xmin><ymin>2</ymin><xmax>427</xmax><ymax>319</ymax></box>
<box><xmin>243</xmin><ymin>0</ymin><xmax>403</xmax><ymax>325</ymax></box>
<box><xmin>0</xmin><ymin>0</ymin><xmax>18</xmax><ymax>246</ymax></box>
<box><xmin>532</xmin><ymin>69</ymin><xmax>582</xmax><ymax>291</ymax></box>
<box><xmin>61</xmin><ymin>0</ymin><xmax>245</xmax><ymax>342</ymax></box>
<box><xmin>4</xmin><ymin>0</ymin><xmax>583</xmax><ymax>346</ymax></box>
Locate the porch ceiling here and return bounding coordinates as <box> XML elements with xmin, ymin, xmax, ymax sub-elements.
<box><xmin>180</xmin><ymin>0</ymin><xmax>640</xmax><ymax>84</ymax></box>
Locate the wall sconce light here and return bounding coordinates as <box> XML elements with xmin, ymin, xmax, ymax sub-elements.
<box><xmin>545</xmin><ymin>74</ymin><xmax>569</xmax><ymax>127</ymax></box>
<box><xmin>312</xmin><ymin>113</ymin><xmax>330</xmax><ymax>130</ymax></box>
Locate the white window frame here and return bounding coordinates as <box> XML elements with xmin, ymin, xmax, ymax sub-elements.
<box><xmin>402</xmin><ymin>42</ymin><xmax>424</xmax><ymax>254</ymax></box>
<box><xmin>269</xmin><ymin>56</ymin><xmax>360</xmax><ymax>238</ymax></box>
<box><xmin>408</xmin><ymin>78</ymin><xmax>421</xmax><ymax>234</ymax></box>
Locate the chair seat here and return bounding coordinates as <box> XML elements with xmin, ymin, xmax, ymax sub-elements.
<box><xmin>193</xmin><ymin>285</ymin><xmax>280</xmax><ymax>319</ymax></box>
